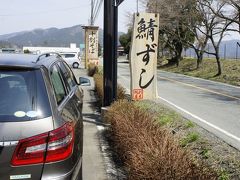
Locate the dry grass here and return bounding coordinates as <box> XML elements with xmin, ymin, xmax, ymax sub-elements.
<box><xmin>135</xmin><ymin>101</ymin><xmax>240</xmax><ymax>180</ymax></box>
<box><xmin>105</xmin><ymin>100</ymin><xmax>217</xmax><ymax>180</ymax></box>
<box><xmin>93</xmin><ymin>73</ymin><xmax>104</xmax><ymax>101</ymax></box>
<box><xmin>87</xmin><ymin>63</ymin><xmax>99</xmax><ymax>77</ymax></box>
<box><xmin>89</xmin><ymin>64</ymin><xmax>126</xmax><ymax>101</ymax></box>
<box><xmin>93</xmin><ymin>71</ymin><xmax>126</xmax><ymax>105</ymax></box>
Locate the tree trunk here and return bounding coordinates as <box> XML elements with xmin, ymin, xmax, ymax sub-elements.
<box><xmin>214</xmin><ymin>46</ymin><xmax>222</xmax><ymax>76</ymax></box>
<box><xmin>175</xmin><ymin>43</ymin><xmax>183</xmax><ymax>67</ymax></box>
<box><xmin>176</xmin><ymin>57</ymin><xmax>180</xmax><ymax>67</ymax></box>
<box><xmin>197</xmin><ymin>52</ymin><xmax>203</xmax><ymax>69</ymax></box>
<box><xmin>215</xmin><ymin>55</ymin><xmax>222</xmax><ymax>76</ymax></box>
<box><xmin>168</xmin><ymin>53</ymin><xmax>181</xmax><ymax>67</ymax></box>
<box><xmin>167</xmin><ymin>42</ymin><xmax>183</xmax><ymax>67</ymax></box>
<box><xmin>167</xmin><ymin>56</ymin><xmax>179</xmax><ymax>66</ymax></box>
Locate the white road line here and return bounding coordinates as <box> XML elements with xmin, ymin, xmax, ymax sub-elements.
<box><xmin>117</xmin><ymin>73</ymin><xmax>240</xmax><ymax>145</ymax></box>
<box><xmin>119</xmin><ymin>67</ymin><xmax>240</xmax><ymax>100</ymax></box>
<box><xmin>117</xmin><ymin>75</ymin><xmax>240</xmax><ymax>145</ymax></box>
<box><xmin>158</xmin><ymin>96</ymin><xmax>240</xmax><ymax>142</ymax></box>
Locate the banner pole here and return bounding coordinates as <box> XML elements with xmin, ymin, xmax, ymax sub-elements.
<box><xmin>103</xmin><ymin>0</ymin><xmax>115</xmax><ymax>106</ymax></box>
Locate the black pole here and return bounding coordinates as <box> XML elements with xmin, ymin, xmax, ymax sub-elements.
<box><xmin>113</xmin><ymin>5</ymin><xmax>118</xmax><ymax>100</ymax></box>
<box><xmin>103</xmin><ymin>0</ymin><xmax>115</xmax><ymax>106</ymax></box>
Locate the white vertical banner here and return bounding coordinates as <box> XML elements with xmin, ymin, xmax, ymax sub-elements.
<box><xmin>88</xmin><ymin>30</ymin><xmax>98</xmax><ymax>60</ymax></box>
<box><xmin>130</xmin><ymin>12</ymin><xmax>159</xmax><ymax>100</ymax></box>
<box><xmin>83</xmin><ymin>26</ymin><xmax>99</xmax><ymax>68</ymax></box>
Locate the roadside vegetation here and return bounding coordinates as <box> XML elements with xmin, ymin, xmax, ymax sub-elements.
<box><xmin>160</xmin><ymin>58</ymin><xmax>240</xmax><ymax>86</ymax></box>
<box><xmin>135</xmin><ymin>101</ymin><xmax>240</xmax><ymax>180</ymax></box>
<box><xmin>89</xmin><ymin>65</ymin><xmax>240</xmax><ymax>180</ymax></box>
<box><xmin>120</xmin><ymin>0</ymin><xmax>240</xmax><ymax>85</ymax></box>
<box><xmin>105</xmin><ymin>100</ymin><xmax>216</xmax><ymax>179</ymax></box>
<box><xmin>88</xmin><ymin>63</ymin><xmax>125</xmax><ymax>105</ymax></box>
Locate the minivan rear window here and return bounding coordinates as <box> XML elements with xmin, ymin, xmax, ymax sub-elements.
<box><xmin>0</xmin><ymin>69</ymin><xmax>51</xmax><ymax>122</ymax></box>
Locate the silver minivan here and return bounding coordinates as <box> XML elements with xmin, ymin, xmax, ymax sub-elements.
<box><xmin>0</xmin><ymin>53</ymin><xmax>86</xmax><ymax>180</ymax></box>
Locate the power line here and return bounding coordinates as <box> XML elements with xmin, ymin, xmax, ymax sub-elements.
<box><xmin>93</xmin><ymin>0</ymin><xmax>99</xmax><ymax>16</ymax></box>
<box><xmin>0</xmin><ymin>5</ymin><xmax>88</xmax><ymax>17</ymax></box>
<box><xmin>93</xmin><ymin>0</ymin><xmax>103</xmax><ymax>24</ymax></box>
<box><xmin>90</xmin><ymin>0</ymin><xmax>103</xmax><ymax>25</ymax></box>
<box><xmin>92</xmin><ymin>0</ymin><xmax>99</xmax><ymax>19</ymax></box>
<box><xmin>90</xmin><ymin>0</ymin><xmax>98</xmax><ymax>25</ymax></box>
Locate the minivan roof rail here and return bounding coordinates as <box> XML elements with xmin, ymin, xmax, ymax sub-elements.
<box><xmin>36</xmin><ymin>52</ymin><xmax>61</xmax><ymax>63</ymax></box>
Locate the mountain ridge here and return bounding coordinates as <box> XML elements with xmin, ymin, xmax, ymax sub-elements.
<box><xmin>0</xmin><ymin>25</ymin><xmax>238</xmax><ymax>58</ymax></box>
<box><xmin>0</xmin><ymin>25</ymin><xmax>104</xmax><ymax>48</ymax></box>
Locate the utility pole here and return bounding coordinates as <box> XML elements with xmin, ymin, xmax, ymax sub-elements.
<box><xmin>103</xmin><ymin>0</ymin><xmax>124</xmax><ymax>107</ymax></box>
<box><xmin>90</xmin><ymin>0</ymin><xmax>94</xmax><ymax>25</ymax></box>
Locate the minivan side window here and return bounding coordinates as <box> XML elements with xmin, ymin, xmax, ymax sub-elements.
<box><xmin>58</xmin><ymin>61</ymin><xmax>77</xmax><ymax>91</ymax></box>
<box><xmin>50</xmin><ymin>65</ymin><xmax>67</xmax><ymax>105</ymax></box>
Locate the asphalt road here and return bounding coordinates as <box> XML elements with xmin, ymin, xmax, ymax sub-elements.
<box><xmin>117</xmin><ymin>61</ymin><xmax>240</xmax><ymax>150</ymax></box>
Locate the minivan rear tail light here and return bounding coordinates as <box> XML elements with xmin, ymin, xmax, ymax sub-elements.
<box><xmin>11</xmin><ymin>122</ymin><xmax>75</xmax><ymax>166</ymax></box>
<box><xmin>45</xmin><ymin>123</ymin><xmax>74</xmax><ymax>163</ymax></box>
<box><xmin>11</xmin><ymin>133</ymin><xmax>48</xmax><ymax>166</ymax></box>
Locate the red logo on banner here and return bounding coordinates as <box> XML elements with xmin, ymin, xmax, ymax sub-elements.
<box><xmin>132</xmin><ymin>89</ymin><xmax>143</xmax><ymax>100</ymax></box>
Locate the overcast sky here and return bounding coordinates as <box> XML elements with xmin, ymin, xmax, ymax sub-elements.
<box><xmin>0</xmin><ymin>0</ymin><xmax>239</xmax><ymax>40</ymax></box>
<box><xmin>0</xmin><ymin>0</ymin><xmax>140</xmax><ymax>35</ymax></box>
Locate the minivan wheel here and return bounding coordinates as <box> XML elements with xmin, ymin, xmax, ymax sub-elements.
<box><xmin>73</xmin><ymin>62</ymin><xmax>79</xmax><ymax>69</ymax></box>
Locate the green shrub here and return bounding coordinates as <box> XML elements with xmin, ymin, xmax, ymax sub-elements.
<box><xmin>180</xmin><ymin>132</ymin><xmax>200</xmax><ymax>147</ymax></box>
<box><xmin>218</xmin><ymin>169</ymin><xmax>230</xmax><ymax>180</ymax></box>
<box><xmin>185</xmin><ymin>121</ymin><xmax>195</xmax><ymax>128</ymax></box>
<box><xmin>200</xmin><ymin>148</ymin><xmax>211</xmax><ymax>159</ymax></box>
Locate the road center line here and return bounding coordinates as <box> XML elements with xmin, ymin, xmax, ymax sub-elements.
<box><xmin>119</xmin><ymin>72</ymin><xmax>240</xmax><ymax>101</ymax></box>
<box><xmin>159</xmin><ymin>70</ymin><xmax>240</xmax><ymax>90</ymax></box>
<box><xmin>158</xmin><ymin>96</ymin><xmax>240</xmax><ymax>143</ymax></box>
<box><xmin>158</xmin><ymin>76</ymin><xmax>240</xmax><ymax>101</ymax></box>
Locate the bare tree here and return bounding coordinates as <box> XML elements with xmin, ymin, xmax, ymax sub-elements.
<box><xmin>181</xmin><ymin>0</ymin><xmax>233</xmax><ymax>74</ymax></box>
<box><xmin>212</xmin><ymin>0</ymin><xmax>240</xmax><ymax>33</ymax></box>
<box><xmin>145</xmin><ymin>0</ymin><xmax>196</xmax><ymax>66</ymax></box>
<box><xmin>200</xmin><ymin>0</ymin><xmax>233</xmax><ymax>76</ymax></box>
<box><xmin>143</xmin><ymin>0</ymin><xmax>233</xmax><ymax>75</ymax></box>
<box><xmin>183</xmin><ymin>0</ymin><xmax>211</xmax><ymax>69</ymax></box>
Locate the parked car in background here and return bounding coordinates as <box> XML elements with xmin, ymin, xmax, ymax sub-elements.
<box><xmin>60</xmin><ymin>52</ymin><xmax>81</xmax><ymax>68</ymax></box>
<box><xmin>0</xmin><ymin>53</ymin><xmax>90</xmax><ymax>180</ymax></box>
<box><xmin>1</xmin><ymin>48</ymin><xmax>16</xmax><ymax>53</ymax></box>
